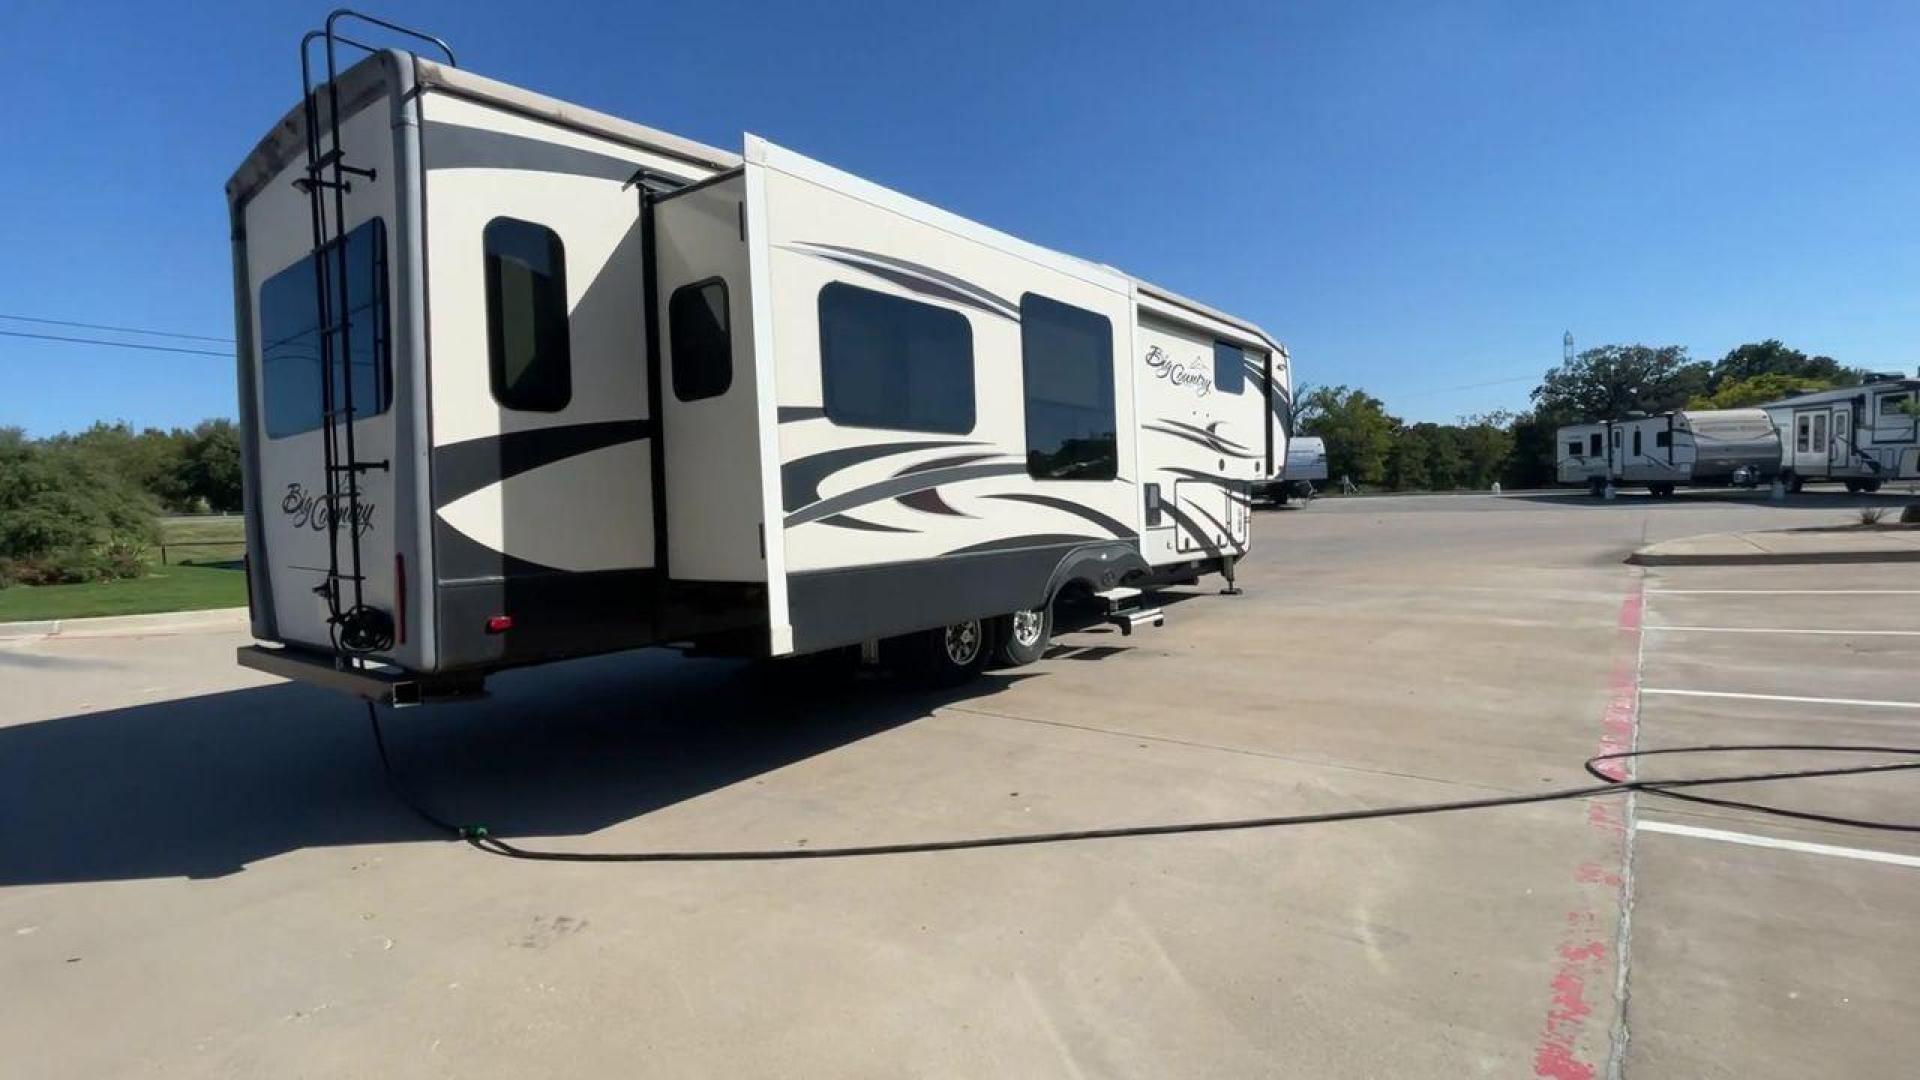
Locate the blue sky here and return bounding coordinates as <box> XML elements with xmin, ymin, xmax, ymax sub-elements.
<box><xmin>2</xmin><ymin>1</ymin><xmax>1916</xmax><ymax>436</ymax></box>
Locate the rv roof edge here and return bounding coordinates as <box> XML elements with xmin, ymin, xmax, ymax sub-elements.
<box><xmin>411</xmin><ymin>57</ymin><xmax>739</xmax><ymax>173</ymax></box>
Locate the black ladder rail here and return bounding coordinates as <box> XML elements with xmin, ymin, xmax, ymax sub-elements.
<box><xmin>294</xmin><ymin>11</ymin><xmax>452</xmax><ymax>661</ymax></box>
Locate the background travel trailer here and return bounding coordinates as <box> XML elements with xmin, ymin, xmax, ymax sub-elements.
<box><xmin>1760</xmin><ymin>379</ymin><xmax>1920</xmax><ymax>492</ymax></box>
<box><xmin>229</xmin><ymin>32</ymin><xmax>1289</xmax><ymax>700</ymax></box>
<box><xmin>1252</xmin><ymin>435</ymin><xmax>1326</xmax><ymax>504</ymax></box>
<box><xmin>1555</xmin><ymin>408</ymin><xmax>1779</xmax><ymax>496</ymax></box>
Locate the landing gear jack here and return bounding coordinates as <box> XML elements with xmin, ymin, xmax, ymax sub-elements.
<box><xmin>1220</xmin><ymin>556</ymin><xmax>1243</xmax><ymax>596</ymax></box>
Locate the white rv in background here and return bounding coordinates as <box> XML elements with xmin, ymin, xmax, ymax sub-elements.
<box><xmin>1253</xmin><ymin>435</ymin><xmax>1325</xmax><ymax>504</ymax></box>
<box><xmin>228</xmin><ymin>16</ymin><xmax>1290</xmax><ymax>702</ymax></box>
<box><xmin>1760</xmin><ymin>379</ymin><xmax>1920</xmax><ymax>492</ymax></box>
<box><xmin>1556</xmin><ymin>409</ymin><xmax>1780</xmax><ymax>496</ymax></box>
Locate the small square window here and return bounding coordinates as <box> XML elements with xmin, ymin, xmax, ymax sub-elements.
<box><xmin>484</xmin><ymin>217</ymin><xmax>572</xmax><ymax>412</ymax></box>
<box><xmin>1212</xmin><ymin>341</ymin><xmax>1246</xmax><ymax>395</ymax></box>
<box><xmin>669</xmin><ymin>278</ymin><xmax>732</xmax><ymax>402</ymax></box>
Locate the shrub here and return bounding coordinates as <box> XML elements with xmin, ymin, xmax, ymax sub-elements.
<box><xmin>0</xmin><ymin>428</ymin><xmax>158</xmax><ymax>585</ymax></box>
<box><xmin>1858</xmin><ymin>507</ymin><xmax>1887</xmax><ymax>526</ymax></box>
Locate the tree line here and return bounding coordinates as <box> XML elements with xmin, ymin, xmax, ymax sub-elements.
<box><xmin>0</xmin><ymin>420</ymin><xmax>241</xmax><ymax>586</ymax></box>
<box><xmin>1298</xmin><ymin>339</ymin><xmax>1874</xmax><ymax>492</ymax></box>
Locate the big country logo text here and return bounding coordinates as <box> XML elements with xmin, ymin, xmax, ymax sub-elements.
<box><xmin>1143</xmin><ymin>345</ymin><xmax>1212</xmax><ymax>396</ymax></box>
<box><xmin>282</xmin><ymin>482</ymin><xmax>375</xmax><ymax>538</ymax></box>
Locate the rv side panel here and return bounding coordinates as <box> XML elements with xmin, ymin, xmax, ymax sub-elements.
<box><xmin>416</xmin><ymin>88</ymin><xmax>720</xmax><ymax>667</ymax></box>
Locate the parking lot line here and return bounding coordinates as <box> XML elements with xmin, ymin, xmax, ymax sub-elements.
<box><xmin>1640</xmin><ymin>688</ymin><xmax>1920</xmax><ymax>710</ymax></box>
<box><xmin>1642</xmin><ymin>625</ymin><xmax>1920</xmax><ymax>637</ymax></box>
<box><xmin>1636</xmin><ymin>820</ymin><xmax>1920</xmax><ymax>870</ymax></box>
<box><xmin>1647</xmin><ymin>589</ymin><xmax>1920</xmax><ymax>596</ymax></box>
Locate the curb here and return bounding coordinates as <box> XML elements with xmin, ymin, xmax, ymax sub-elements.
<box><xmin>1628</xmin><ymin>549</ymin><xmax>1920</xmax><ymax>567</ymax></box>
<box><xmin>0</xmin><ymin>606</ymin><xmax>249</xmax><ymax>640</ymax></box>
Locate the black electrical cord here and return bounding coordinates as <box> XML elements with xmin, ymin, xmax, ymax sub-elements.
<box><xmin>365</xmin><ymin>703</ymin><xmax>1920</xmax><ymax>863</ymax></box>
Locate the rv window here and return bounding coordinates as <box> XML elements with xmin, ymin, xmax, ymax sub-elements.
<box><xmin>1589</xmin><ymin>433</ymin><xmax>1602</xmax><ymax>456</ymax></box>
<box><xmin>484</xmin><ymin>217</ymin><xmax>572</xmax><ymax>412</ymax></box>
<box><xmin>1566</xmin><ymin>441</ymin><xmax>1582</xmax><ymax>457</ymax></box>
<box><xmin>819</xmin><ymin>282</ymin><xmax>974</xmax><ymax>434</ymax></box>
<box><xmin>1655</xmin><ymin>430</ymin><xmax>1671</xmax><ymax>448</ymax></box>
<box><xmin>1020</xmin><ymin>294</ymin><xmax>1116</xmax><ymax>480</ymax></box>
<box><xmin>1633</xmin><ymin>430</ymin><xmax>1642</xmax><ymax>456</ymax></box>
<box><xmin>1213</xmin><ymin>341</ymin><xmax>1246</xmax><ymax>395</ymax></box>
<box><xmin>669</xmin><ymin>279</ymin><xmax>732</xmax><ymax>402</ymax></box>
<box><xmin>258</xmin><ymin>218</ymin><xmax>392</xmax><ymax>439</ymax></box>
<box><xmin>1879</xmin><ymin>392</ymin><xmax>1914</xmax><ymax>417</ymax></box>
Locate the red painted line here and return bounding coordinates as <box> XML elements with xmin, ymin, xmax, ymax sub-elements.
<box><xmin>1533</xmin><ymin>576</ymin><xmax>1643</xmax><ymax>1079</ymax></box>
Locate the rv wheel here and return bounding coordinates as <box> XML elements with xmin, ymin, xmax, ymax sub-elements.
<box><xmin>896</xmin><ymin>617</ymin><xmax>992</xmax><ymax>686</ymax></box>
<box><xmin>1845</xmin><ymin>480</ymin><xmax>1863</xmax><ymax>494</ymax></box>
<box><xmin>1860</xmin><ymin>479</ymin><xmax>1881</xmax><ymax>494</ymax></box>
<box><xmin>995</xmin><ymin>606</ymin><xmax>1053</xmax><ymax>667</ymax></box>
<box><xmin>1786</xmin><ymin>473</ymin><xmax>1805</xmax><ymax>494</ymax></box>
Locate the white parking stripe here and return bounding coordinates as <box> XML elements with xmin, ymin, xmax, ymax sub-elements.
<box><xmin>1641</xmin><ymin>688</ymin><xmax>1920</xmax><ymax>710</ymax></box>
<box><xmin>1648</xmin><ymin>589</ymin><xmax>1920</xmax><ymax>595</ymax></box>
<box><xmin>1643</xmin><ymin>625</ymin><xmax>1920</xmax><ymax>636</ymax></box>
<box><xmin>1637</xmin><ymin>820</ymin><xmax>1920</xmax><ymax>869</ymax></box>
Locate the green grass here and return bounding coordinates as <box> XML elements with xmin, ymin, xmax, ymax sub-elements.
<box><xmin>159</xmin><ymin>515</ymin><xmax>247</xmax><ymax>566</ymax></box>
<box><xmin>0</xmin><ymin>563</ymin><xmax>246</xmax><ymax>622</ymax></box>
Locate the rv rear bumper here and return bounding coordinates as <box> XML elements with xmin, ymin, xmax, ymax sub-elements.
<box><xmin>237</xmin><ymin>645</ymin><xmax>484</xmax><ymax>707</ymax></box>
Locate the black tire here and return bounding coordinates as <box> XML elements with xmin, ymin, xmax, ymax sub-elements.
<box><xmin>1861</xmin><ymin>480</ymin><xmax>1882</xmax><ymax>494</ymax></box>
<box><xmin>1587</xmin><ymin>477</ymin><xmax>1606</xmax><ymax>497</ymax></box>
<box><xmin>1786</xmin><ymin>473</ymin><xmax>1805</xmax><ymax>494</ymax></box>
<box><xmin>994</xmin><ymin>606</ymin><xmax>1053</xmax><ymax>667</ymax></box>
<box><xmin>892</xmin><ymin>617</ymin><xmax>992</xmax><ymax>687</ymax></box>
<box><xmin>1845</xmin><ymin>479</ymin><xmax>1863</xmax><ymax>494</ymax></box>
<box><xmin>1652</xmin><ymin>483</ymin><xmax>1675</xmax><ymax>497</ymax></box>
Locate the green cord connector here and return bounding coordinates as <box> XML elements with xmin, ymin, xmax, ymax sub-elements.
<box><xmin>459</xmin><ymin>825</ymin><xmax>490</xmax><ymax>840</ymax></box>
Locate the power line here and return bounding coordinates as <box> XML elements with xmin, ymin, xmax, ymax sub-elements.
<box><xmin>0</xmin><ymin>328</ymin><xmax>232</xmax><ymax>359</ymax></box>
<box><xmin>0</xmin><ymin>313</ymin><xmax>233</xmax><ymax>344</ymax></box>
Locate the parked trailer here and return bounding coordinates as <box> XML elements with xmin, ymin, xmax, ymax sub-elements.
<box><xmin>1760</xmin><ymin>379</ymin><xmax>1920</xmax><ymax>493</ymax></box>
<box><xmin>1251</xmin><ymin>435</ymin><xmax>1325</xmax><ymax>504</ymax></box>
<box><xmin>229</xmin><ymin>17</ymin><xmax>1290</xmax><ymax>702</ymax></box>
<box><xmin>1556</xmin><ymin>409</ymin><xmax>1780</xmax><ymax>496</ymax></box>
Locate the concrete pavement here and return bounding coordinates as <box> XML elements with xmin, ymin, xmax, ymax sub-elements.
<box><xmin>2</xmin><ymin>490</ymin><xmax>1914</xmax><ymax>1078</ymax></box>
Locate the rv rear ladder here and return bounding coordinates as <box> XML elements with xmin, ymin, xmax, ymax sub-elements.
<box><xmin>293</xmin><ymin>10</ymin><xmax>455</xmax><ymax>660</ymax></box>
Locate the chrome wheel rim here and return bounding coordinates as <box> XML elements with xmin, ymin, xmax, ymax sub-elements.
<box><xmin>944</xmin><ymin>619</ymin><xmax>983</xmax><ymax>666</ymax></box>
<box><xmin>1010</xmin><ymin>609</ymin><xmax>1044</xmax><ymax>648</ymax></box>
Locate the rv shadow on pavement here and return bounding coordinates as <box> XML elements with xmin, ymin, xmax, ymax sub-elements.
<box><xmin>0</xmin><ymin>648</ymin><xmax>1037</xmax><ymax>888</ymax></box>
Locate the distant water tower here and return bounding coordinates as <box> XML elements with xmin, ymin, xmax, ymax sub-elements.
<box><xmin>1563</xmin><ymin>331</ymin><xmax>1574</xmax><ymax>366</ymax></box>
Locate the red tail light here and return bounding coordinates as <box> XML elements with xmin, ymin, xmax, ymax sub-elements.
<box><xmin>486</xmin><ymin>615</ymin><xmax>513</xmax><ymax>634</ymax></box>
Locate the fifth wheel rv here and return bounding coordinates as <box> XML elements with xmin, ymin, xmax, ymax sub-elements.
<box><xmin>229</xmin><ymin>14</ymin><xmax>1291</xmax><ymax>703</ymax></box>
<box><xmin>1556</xmin><ymin>409</ymin><xmax>1780</xmax><ymax>496</ymax></box>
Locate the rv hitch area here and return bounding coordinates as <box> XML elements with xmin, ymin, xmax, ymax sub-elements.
<box><xmin>9</xmin><ymin>492</ymin><xmax>1920</xmax><ymax>1078</ymax></box>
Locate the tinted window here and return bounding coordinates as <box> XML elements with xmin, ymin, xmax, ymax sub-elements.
<box><xmin>819</xmin><ymin>282</ymin><xmax>973</xmax><ymax>433</ymax></box>
<box><xmin>669</xmin><ymin>278</ymin><xmax>732</xmax><ymax>402</ymax></box>
<box><xmin>484</xmin><ymin>217</ymin><xmax>571</xmax><ymax>411</ymax></box>
<box><xmin>1633</xmin><ymin>430</ymin><xmax>1642</xmax><ymax>455</ymax></box>
<box><xmin>1566</xmin><ymin>441</ymin><xmax>1582</xmax><ymax>457</ymax></box>
<box><xmin>1880</xmin><ymin>392</ymin><xmax>1914</xmax><ymax>416</ymax></box>
<box><xmin>1589</xmin><ymin>433</ymin><xmax>1602</xmax><ymax>456</ymax></box>
<box><xmin>259</xmin><ymin>219</ymin><xmax>391</xmax><ymax>439</ymax></box>
<box><xmin>1020</xmin><ymin>293</ymin><xmax>1116</xmax><ymax>480</ymax></box>
<box><xmin>1213</xmin><ymin>340</ymin><xmax>1246</xmax><ymax>394</ymax></box>
<box><xmin>1655</xmin><ymin>430</ymin><xmax>1671</xmax><ymax>448</ymax></box>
